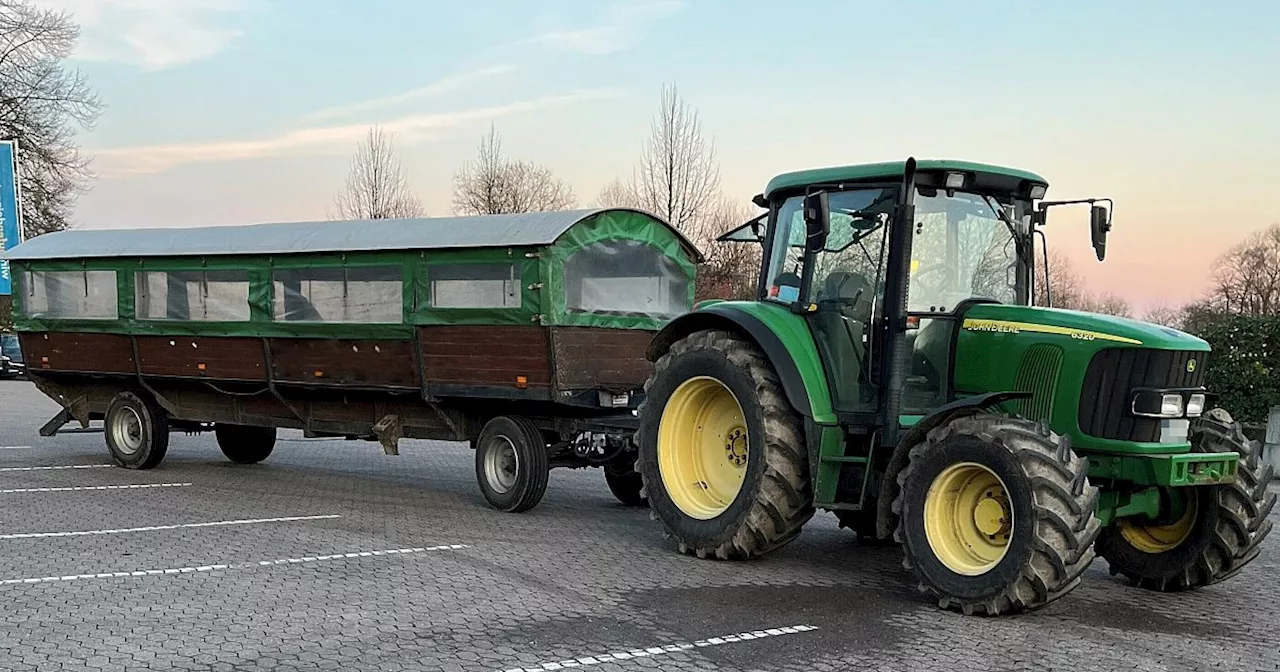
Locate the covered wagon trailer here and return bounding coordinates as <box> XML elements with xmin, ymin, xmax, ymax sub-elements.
<box><xmin>1</xmin><ymin>207</ymin><xmax>702</xmax><ymax>512</ymax></box>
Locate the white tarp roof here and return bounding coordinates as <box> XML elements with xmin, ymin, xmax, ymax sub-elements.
<box><xmin>3</xmin><ymin>208</ymin><xmax>690</xmax><ymax>260</ymax></box>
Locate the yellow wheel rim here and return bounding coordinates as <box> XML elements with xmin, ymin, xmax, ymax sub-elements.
<box><xmin>1118</xmin><ymin>496</ymin><xmax>1197</xmax><ymax>553</ymax></box>
<box><xmin>923</xmin><ymin>462</ymin><xmax>1013</xmax><ymax>576</ymax></box>
<box><xmin>657</xmin><ymin>376</ymin><xmax>750</xmax><ymax>520</ymax></box>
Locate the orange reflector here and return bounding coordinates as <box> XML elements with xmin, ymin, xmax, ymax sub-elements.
<box><xmin>313</xmin><ymin>369</ymin><xmax>324</xmax><ymax>378</ymax></box>
<box><xmin>197</xmin><ymin>363</ymin><xmax>207</xmax><ymax>371</ymax></box>
<box><xmin>515</xmin><ymin>375</ymin><xmax>528</xmax><ymax>389</ymax></box>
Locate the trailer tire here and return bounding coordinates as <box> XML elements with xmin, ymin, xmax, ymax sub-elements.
<box><xmin>637</xmin><ymin>329</ymin><xmax>814</xmax><ymax>560</ymax></box>
<box><xmin>604</xmin><ymin>464</ymin><xmax>647</xmax><ymax>507</ymax></box>
<box><xmin>894</xmin><ymin>413</ymin><xmax>1101</xmax><ymax>615</ymax></box>
<box><xmin>214</xmin><ymin>424</ymin><xmax>277</xmax><ymax>464</ymax></box>
<box><xmin>1095</xmin><ymin>409</ymin><xmax>1276</xmax><ymax>591</ymax></box>
<box><xmin>475</xmin><ymin>416</ymin><xmax>549</xmax><ymax>513</ymax></box>
<box><xmin>104</xmin><ymin>391</ymin><xmax>170</xmax><ymax>470</ymax></box>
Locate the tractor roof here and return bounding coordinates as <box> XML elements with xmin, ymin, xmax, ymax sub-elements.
<box><xmin>764</xmin><ymin>160</ymin><xmax>1049</xmax><ymax>198</ymax></box>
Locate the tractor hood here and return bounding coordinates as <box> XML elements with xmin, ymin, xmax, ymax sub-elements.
<box><xmin>959</xmin><ymin>304</ymin><xmax>1209</xmax><ymax>352</ymax></box>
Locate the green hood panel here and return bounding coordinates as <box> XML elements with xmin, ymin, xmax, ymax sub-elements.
<box><xmin>960</xmin><ymin>304</ymin><xmax>1208</xmax><ymax>352</ymax></box>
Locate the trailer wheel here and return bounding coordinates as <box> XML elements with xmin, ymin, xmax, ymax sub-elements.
<box><xmin>894</xmin><ymin>413</ymin><xmax>1101</xmax><ymax>615</ymax></box>
<box><xmin>603</xmin><ymin>463</ymin><xmax>647</xmax><ymax>507</ymax></box>
<box><xmin>214</xmin><ymin>424</ymin><xmax>277</xmax><ymax>464</ymax></box>
<box><xmin>475</xmin><ymin>416</ymin><xmax>549</xmax><ymax>513</ymax></box>
<box><xmin>104</xmin><ymin>391</ymin><xmax>169</xmax><ymax>470</ymax></box>
<box><xmin>1095</xmin><ymin>409</ymin><xmax>1276</xmax><ymax>591</ymax></box>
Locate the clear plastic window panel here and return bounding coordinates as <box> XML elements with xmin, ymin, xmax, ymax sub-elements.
<box><xmin>22</xmin><ymin>270</ymin><xmax>118</xmax><ymax>319</ymax></box>
<box><xmin>429</xmin><ymin>264</ymin><xmax>520</xmax><ymax>308</ymax></box>
<box><xmin>563</xmin><ymin>240</ymin><xmax>689</xmax><ymax>318</ymax></box>
<box><xmin>273</xmin><ymin>267</ymin><xmax>402</xmax><ymax>323</ymax></box>
<box><xmin>136</xmin><ymin>270</ymin><xmax>250</xmax><ymax>321</ymax></box>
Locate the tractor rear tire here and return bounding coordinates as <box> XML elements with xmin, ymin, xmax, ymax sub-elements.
<box><xmin>894</xmin><ymin>413</ymin><xmax>1101</xmax><ymax>615</ymax></box>
<box><xmin>636</xmin><ymin>329</ymin><xmax>814</xmax><ymax>560</ymax></box>
<box><xmin>1095</xmin><ymin>409</ymin><xmax>1276</xmax><ymax>591</ymax></box>
<box><xmin>215</xmin><ymin>424</ymin><xmax>276</xmax><ymax>464</ymax></box>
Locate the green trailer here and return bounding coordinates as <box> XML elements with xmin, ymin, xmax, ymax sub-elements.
<box><xmin>636</xmin><ymin>158</ymin><xmax>1275</xmax><ymax>614</ymax></box>
<box><xmin>2</xmin><ymin>207</ymin><xmax>701</xmax><ymax>512</ymax></box>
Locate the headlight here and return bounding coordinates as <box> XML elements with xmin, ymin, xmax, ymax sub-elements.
<box><xmin>1185</xmin><ymin>394</ymin><xmax>1206</xmax><ymax>417</ymax></box>
<box><xmin>1131</xmin><ymin>390</ymin><xmax>1186</xmax><ymax>418</ymax></box>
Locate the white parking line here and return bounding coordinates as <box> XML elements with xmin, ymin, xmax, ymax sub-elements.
<box><xmin>0</xmin><ymin>482</ymin><xmax>193</xmax><ymax>494</ymax></box>
<box><xmin>0</xmin><ymin>513</ymin><xmax>341</xmax><ymax>539</ymax></box>
<box><xmin>0</xmin><ymin>446</ymin><xmax>34</xmax><ymax>450</ymax></box>
<box><xmin>495</xmin><ymin>625</ymin><xmax>820</xmax><ymax>672</ymax></box>
<box><xmin>0</xmin><ymin>544</ymin><xmax>469</xmax><ymax>585</ymax></box>
<box><xmin>0</xmin><ymin>464</ymin><xmax>114</xmax><ymax>472</ymax></box>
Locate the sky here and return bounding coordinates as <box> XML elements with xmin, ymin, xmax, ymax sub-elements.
<box><xmin>26</xmin><ymin>0</ymin><xmax>1280</xmax><ymax>312</ymax></box>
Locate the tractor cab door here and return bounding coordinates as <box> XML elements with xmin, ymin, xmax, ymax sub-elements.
<box><xmin>900</xmin><ymin>189</ymin><xmax>1027</xmax><ymax>413</ymax></box>
<box><xmin>763</xmin><ymin>187</ymin><xmax>896</xmax><ymax>414</ymax></box>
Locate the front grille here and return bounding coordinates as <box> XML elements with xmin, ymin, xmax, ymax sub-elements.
<box><xmin>1077</xmin><ymin>348</ymin><xmax>1207</xmax><ymax>442</ymax></box>
<box><xmin>1013</xmin><ymin>344</ymin><xmax>1063</xmax><ymax>423</ymax></box>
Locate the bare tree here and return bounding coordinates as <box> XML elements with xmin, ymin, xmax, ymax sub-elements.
<box><xmin>1209</xmin><ymin>223</ymin><xmax>1280</xmax><ymax>316</ymax></box>
<box><xmin>0</xmin><ymin>0</ymin><xmax>103</xmax><ymax>236</ymax></box>
<box><xmin>684</xmin><ymin>196</ymin><xmax>762</xmax><ymax>301</ymax></box>
<box><xmin>1142</xmin><ymin>303</ymin><xmax>1184</xmax><ymax>328</ymax></box>
<box><xmin>1032</xmin><ymin>248</ymin><xmax>1132</xmax><ymax>316</ymax></box>
<box><xmin>451</xmin><ymin>125</ymin><xmax>575</xmax><ymax>215</ymax></box>
<box><xmin>331</xmin><ymin>126</ymin><xmax>423</xmax><ymax>220</ymax></box>
<box><xmin>601</xmin><ymin>83</ymin><xmax>720</xmax><ymax>231</ymax></box>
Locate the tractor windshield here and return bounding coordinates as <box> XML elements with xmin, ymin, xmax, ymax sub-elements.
<box><xmin>907</xmin><ymin>189</ymin><xmax>1025</xmax><ymax>313</ymax></box>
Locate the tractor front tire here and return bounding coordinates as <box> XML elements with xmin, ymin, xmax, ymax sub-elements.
<box><xmin>894</xmin><ymin>414</ymin><xmax>1101</xmax><ymax>615</ymax></box>
<box><xmin>1095</xmin><ymin>409</ymin><xmax>1276</xmax><ymax>591</ymax></box>
<box><xmin>636</xmin><ymin>329</ymin><xmax>814</xmax><ymax>560</ymax></box>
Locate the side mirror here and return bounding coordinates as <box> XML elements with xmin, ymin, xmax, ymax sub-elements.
<box><xmin>1090</xmin><ymin>204</ymin><xmax>1110</xmax><ymax>261</ymax></box>
<box><xmin>803</xmin><ymin>191</ymin><xmax>830</xmax><ymax>253</ymax></box>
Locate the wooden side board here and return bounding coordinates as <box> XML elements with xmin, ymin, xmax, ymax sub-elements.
<box><xmin>270</xmin><ymin>338</ymin><xmax>418</xmax><ymax>388</ymax></box>
<box><xmin>136</xmin><ymin>336</ymin><xmax>266</xmax><ymax>380</ymax></box>
<box><xmin>19</xmin><ymin>325</ymin><xmax>656</xmax><ymax>397</ymax></box>
<box><xmin>19</xmin><ymin>332</ymin><xmax>135</xmax><ymax>374</ymax></box>
<box><xmin>418</xmin><ymin>325</ymin><xmax>551</xmax><ymax>389</ymax></box>
<box><xmin>550</xmin><ymin>327</ymin><xmax>655</xmax><ymax>392</ymax></box>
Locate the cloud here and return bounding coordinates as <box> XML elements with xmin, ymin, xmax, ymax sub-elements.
<box><xmin>31</xmin><ymin>0</ymin><xmax>248</xmax><ymax>70</ymax></box>
<box><xmin>515</xmin><ymin>0</ymin><xmax>684</xmax><ymax>56</ymax></box>
<box><xmin>301</xmin><ymin>65</ymin><xmax>519</xmax><ymax>123</ymax></box>
<box><xmin>89</xmin><ymin>89</ymin><xmax>622</xmax><ymax>177</ymax></box>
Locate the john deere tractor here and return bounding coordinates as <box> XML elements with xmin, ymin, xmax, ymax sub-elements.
<box><xmin>636</xmin><ymin>158</ymin><xmax>1275</xmax><ymax>615</ymax></box>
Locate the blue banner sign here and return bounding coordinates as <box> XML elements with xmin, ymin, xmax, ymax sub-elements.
<box><xmin>0</xmin><ymin>140</ymin><xmax>22</xmax><ymax>296</ymax></box>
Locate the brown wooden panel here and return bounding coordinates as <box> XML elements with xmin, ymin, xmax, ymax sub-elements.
<box><xmin>269</xmin><ymin>338</ymin><xmax>419</xmax><ymax>388</ymax></box>
<box><xmin>136</xmin><ymin>336</ymin><xmax>267</xmax><ymax>381</ymax></box>
<box><xmin>419</xmin><ymin>325</ymin><xmax>551</xmax><ymax>387</ymax></box>
<box><xmin>551</xmin><ymin>327</ymin><xmax>655</xmax><ymax>391</ymax></box>
<box><xmin>19</xmin><ymin>332</ymin><xmax>135</xmax><ymax>374</ymax></box>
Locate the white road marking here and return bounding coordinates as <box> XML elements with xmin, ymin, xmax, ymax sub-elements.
<box><xmin>0</xmin><ymin>513</ymin><xmax>340</xmax><ymax>539</ymax></box>
<box><xmin>0</xmin><ymin>544</ymin><xmax>469</xmax><ymax>585</ymax></box>
<box><xmin>0</xmin><ymin>482</ymin><xmax>193</xmax><ymax>494</ymax></box>
<box><xmin>0</xmin><ymin>446</ymin><xmax>34</xmax><ymax>450</ymax></box>
<box><xmin>495</xmin><ymin>625</ymin><xmax>820</xmax><ymax>672</ymax></box>
<box><xmin>0</xmin><ymin>464</ymin><xmax>114</xmax><ymax>472</ymax></box>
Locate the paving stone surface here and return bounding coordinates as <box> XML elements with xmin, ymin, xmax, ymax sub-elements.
<box><xmin>0</xmin><ymin>379</ymin><xmax>1277</xmax><ymax>671</ymax></box>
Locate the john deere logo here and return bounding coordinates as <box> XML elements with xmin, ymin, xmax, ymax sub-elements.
<box><xmin>1187</xmin><ymin>359</ymin><xmax>1197</xmax><ymax>373</ymax></box>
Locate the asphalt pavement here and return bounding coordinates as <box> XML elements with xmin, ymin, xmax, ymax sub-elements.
<box><xmin>0</xmin><ymin>378</ymin><xmax>1277</xmax><ymax>672</ymax></box>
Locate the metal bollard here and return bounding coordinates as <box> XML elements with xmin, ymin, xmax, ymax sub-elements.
<box><xmin>1265</xmin><ymin>407</ymin><xmax>1280</xmax><ymax>475</ymax></box>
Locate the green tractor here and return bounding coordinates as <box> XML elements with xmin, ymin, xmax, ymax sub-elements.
<box><xmin>636</xmin><ymin>158</ymin><xmax>1275</xmax><ymax>615</ymax></box>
